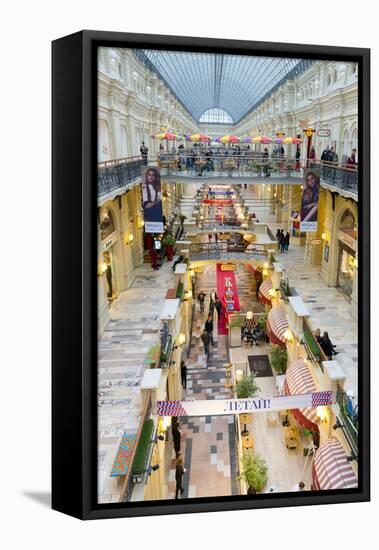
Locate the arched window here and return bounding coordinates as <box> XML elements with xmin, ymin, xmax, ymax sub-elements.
<box><xmin>199</xmin><ymin>108</ymin><xmax>233</xmax><ymax>124</ymax></box>
<box><xmin>339</xmin><ymin>209</ymin><xmax>357</xmax><ymax>239</ymax></box>
<box><xmin>327</xmin><ymin>73</ymin><xmax>331</xmax><ymax>86</ymax></box>
<box><xmin>343</xmin><ymin>129</ymin><xmax>350</xmax><ymax>156</ymax></box>
<box><xmin>100</xmin><ymin>208</ymin><xmax>116</xmax><ymax>241</ymax></box>
<box><xmin>332</xmin><ymin>69</ymin><xmax>337</xmax><ymax>84</ymax></box>
<box><xmin>98</xmin><ymin>119</ymin><xmax>111</xmax><ymax>161</ymax></box>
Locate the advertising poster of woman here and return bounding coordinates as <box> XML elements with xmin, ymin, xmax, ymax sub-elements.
<box><xmin>141</xmin><ymin>166</ymin><xmax>163</xmax><ymax>233</ymax></box>
<box><xmin>300</xmin><ymin>168</ymin><xmax>321</xmax><ymax>231</ymax></box>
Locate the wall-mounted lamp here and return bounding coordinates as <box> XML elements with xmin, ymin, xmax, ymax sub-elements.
<box><xmin>125</xmin><ymin>233</ymin><xmax>134</xmax><ymax>245</ymax></box>
<box><xmin>246</xmin><ymin>311</ymin><xmax>253</xmax><ymax>320</ymax></box>
<box><xmin>321</xmin><ymin>232</ymin><xmax>327</xmax><ymax>241</ymax></box>
<box><xmin>316</xmin><ymin>406</ymin><xmax>328</xmax><ymax>424</ymax></box>
<box><xmin>283</xmin><ymin>329</ymin><xmax>293</xmax><ymax>343</ymax></box>
<box><xmin>177</xmin><ymin>333</ymin><xmax>186</xmax><ymax>346</ymax></box>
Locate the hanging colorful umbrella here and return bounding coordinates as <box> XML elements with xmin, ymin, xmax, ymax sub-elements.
<box><xmin>213</xmin><ymin>136</ymin><xmax>221</xmax><ymax>143</ymax></box>
<box><xmin>152</xmin><ymin>132</ymin><xmax>177</xmax><ymax>140</ymax></box>
<box><xmin>252</xmin><ymin>136</ymin><xmax>272</xmax><ymax>144</ymax></box>
<box><xmin>189</xmin><ymin>133</ymin><xmax>211</xmax><ymax>142</ymax></box>
<box><xmin>282</xmin><ymin>136</ymin><xmax>303</xmax><ymax>144</ymax></box>
<box><xmin>274</xmin><ymin>137</ymin><xmax>284</xmax><ymax>144</ymax></box>
<box><xmin>241</xmin><ymin>136</ymin><xmax>253</xmax><ymax>143</ymax></box>
<box><xmin>220</xmin><ymin>135</ymin><xmax>240</xmax><ymax>144</ymax></box>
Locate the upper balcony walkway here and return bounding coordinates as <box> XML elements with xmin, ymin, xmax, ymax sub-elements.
<box><xmin>97</xmin><ymin>154</ymin><xmax>358</xmax><ymax>204</ymax></box>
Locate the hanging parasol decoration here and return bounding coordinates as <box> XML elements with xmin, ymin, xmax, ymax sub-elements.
<box><xmin>152</xmin><ymin>132</ymin><xmax>177</xmax><ymax>140</ymax></box>
<box><xmin>274</xmin><ymin>137</ymin><xmax>284</xmax><ymax>144</ymax></box>
<box><xmin>189</xmin><ymin>133</ymin><xmax>212</xmax><ymax>142</ymax></box>
<box><xmin>282</xmin><ymin>136</ymin><xmax>303</xmax><ymax>144</ymax></box>
<box><xmin>252</xmin><ymin>136</ymin><xmax>272</xmax><ymax>144</ymax></box>
<box><xmin>220</xmin><ymin>135</ymin><xmax>240</xmax><ymax>144</ymax></box>
<box><xmin>241</xmin><ymin>136</ymin><xmax>253</xmax><ymax>143</ymax></box>
<box><xmin>213</xmin><ymin>136</ymin><xmax>221</xmax><ymax>143</ymax></box>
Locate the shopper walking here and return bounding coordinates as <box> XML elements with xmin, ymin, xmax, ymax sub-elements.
<box><xmin>214</xmin><ymin>298</ymin><xmax>223</xmax><ymax>318</ymax></box>
<box><xmin>295</xmin><ymin>147</ymin><xmax>301</xmax><ymax>171</ymax></box>
<box><xmin>205</xmin><ymin>313</ymin><xmax>215</xmax><ymax>346</ymax></box>
<box><xmin>284</xmin><ymin>231</ymin><xmax>290</xmax><ymax>251</ymax></box>
<box><xmin>198</xmin><ymin>290</ymin><xmax>206</xmax><ymax>313</ymax></box>
<box><xmin>175</xmin><ymin>455</ymin><xmax>185</xmax><ymax>499</ymax></box>
<box><xmin>172</xmin><ymin>421</ymin><xmax>181</xmax><ymax>457</ymax></box>
<box><xmin>180</xmin><ymin>361</ymin><xmax>187</xmax><ymax>390</ymax></box>
<box><xmin>201</xmin><ymin>329</ymin><xmax>211</xmax><ymax>359</ymax></box>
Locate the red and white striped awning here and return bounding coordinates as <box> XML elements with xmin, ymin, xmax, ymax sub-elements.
<box><xmin>284</xmin><ymin>358</ymin><xmax>319</xmax><ymax>431</ymax></box>
<box><xmin>312</xmin><ymin>437</ymin><xmax>358</xmax><ymax>490</ymax></box>
<box><xmin>258</xmin><ymin>279</ymin><xmax>273</xmax><ymax>305</ymax></box>
<box><xmin>267</xmin><ymin>304</ymin><xmax>288</xmax><ymax>346</ymax></box>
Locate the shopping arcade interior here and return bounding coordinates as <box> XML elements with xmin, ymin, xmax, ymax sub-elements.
<box><xmin>97</xmin><ymin>47</ymin><xmax>356</xmax><ymax>504</ymax></box>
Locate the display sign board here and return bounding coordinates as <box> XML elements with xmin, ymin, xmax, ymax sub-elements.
<box><xmin>141</xmin><ymin>166</ymin><xmax>164</xmax><ymax>233</ymax></box>
<box><xmin>317</xmin><ymin>129</ymin><xmax>331</xmax><ymax>137</ymax></box>
<box><xmin>300</xmin><ymin>167</ymin><xmax>321</xmax><ymax>232</ymax></box>
<box><xmin>157</xmin><ymin>391</ymin><xmax>333</xmax><ymax>417</ymax></box>
<box><xmin>310</xmin><ymin>239</ymin><xmax>322</xmax><ymax>245</ymax></box>
<box><xmin>220</xmin><ymin>264</ymin><xmax>236</xmax><ymax>271</ymax></box>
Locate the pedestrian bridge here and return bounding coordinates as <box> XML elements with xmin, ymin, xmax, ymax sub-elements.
<box><xmin>184</xmin><ymin>243</ymin><xmax>270</xmax><ymax>268</ymax></box>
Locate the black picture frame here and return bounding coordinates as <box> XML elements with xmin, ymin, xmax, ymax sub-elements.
<box><xmin>52</xmin><ymin>30</ymin><xmax>370</xmax><ymax>520</ymax></box>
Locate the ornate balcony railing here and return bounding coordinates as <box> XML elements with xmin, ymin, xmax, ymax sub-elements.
<box><xmin>336</xmin><ymin>384</ymin><xmax>358</xmax><ymax>457</ymax></box>
<box><xmin>97</xmin><ymin>156</ymin><xmax>147</xmax><ymax>201</ymax></box>
<box><xmin>157</xmin><ymin>153</ymin><xmax>358</xmax><ymax>197</ymax></box>
<box><xmin>189</xmin><ymin>242</ymin><xmax>268</xmax><ymax>262</ymax></box>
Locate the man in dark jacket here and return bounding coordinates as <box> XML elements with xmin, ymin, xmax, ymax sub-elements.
<box><xmin>198</xmin><ymin>290</ymin><xmax>206</xmax><ymax>313</ymax></box>
<box><xmin>181</xmin><ymin>361</ymin><xmax>188</xmax><ymax>390</ymax></box>
<box><xmin>205</xmin><ymin>313</ymin><xmax>214</xmax><ymax>346</ymax></box>
<box><xmin>172</xmin><ymin>421</ymin><xmax>181</xmax><ymax>457</ymax></box>
<box><xmin>201</xmin><ymin>329</ymin><xmax>211</xmax><ymax>359</ymax></box>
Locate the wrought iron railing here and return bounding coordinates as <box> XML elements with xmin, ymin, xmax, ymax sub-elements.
<box><xmin>98</xmin><ymin>156</ymin><xmax>147</xmax><ymax>199</ymax></box>
<box><xmin>336</xmin><ymin>384</ymin><xmax>358</xmax><ymax>457</ymax></box>
<box><xmin>320</xmin><ymin>161</ymin><xmax>358</xmax><ymax>195</ymax></box>
<box><xmin>189</xmin><ymin>242</ymin><xmax>268</xmax><ymax>262</ymax></box>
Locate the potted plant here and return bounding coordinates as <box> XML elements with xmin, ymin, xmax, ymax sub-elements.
<box><xmin>162</xmin><ymin>234</ymin><xmax>176</xmax><ymax>261</ymax></box>
<box><xmin>237</xmin><ymin>451</ymin><xmax>268</xmax><ymax>494</ymax></box>
<box><xmin>235</xmin><ymin>374</ymin><xmax>260</xmax><ymax>399</ymax></box>
<box><xmin>270</xmin><ymin>344</ymin><xmax>288</xmax><ymax>374</ymax></box>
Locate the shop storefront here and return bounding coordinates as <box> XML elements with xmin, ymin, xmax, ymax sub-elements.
<box><xmin>336</xmin><ymin>210</ymin><xmax>358</xmax><ymax>301</ymax></box>
<box><xmin>99</xmin><ymin>208</ymin><xmax>118</xmax><ymax>301</ymax></box>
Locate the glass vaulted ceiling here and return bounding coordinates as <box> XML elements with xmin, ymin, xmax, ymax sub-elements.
<box><xmin>134</xmin><ymin>49</ymin><xmax>312</xmax><ymax>124</ymax></box>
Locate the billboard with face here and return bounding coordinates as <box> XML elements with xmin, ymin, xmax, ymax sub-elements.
<box><xmin>300</xmin><ymin>167</ymin><xmax>321</xmax><ymax>232</ymax></box>
<box><xmin>141</xmin><ymin>166</ymin><xmax>163</xmax><ymax>233</ymax></box>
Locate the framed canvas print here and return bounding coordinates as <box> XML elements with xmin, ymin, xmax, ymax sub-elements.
<box><xmin>52</xmin><ymin>31</ymin><xmax>370</xmax><ymax>520</ymax></box>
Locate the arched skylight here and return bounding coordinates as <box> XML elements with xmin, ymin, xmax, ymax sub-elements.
<box><xmin>199</xmin><ymin>108</ymin><xmax>233</xmax><ymax>124</ymax></box>
<box><xmin>133</xmin><ymin>49</ymin><xmax>313</xmax><ymax>123</ymax></box>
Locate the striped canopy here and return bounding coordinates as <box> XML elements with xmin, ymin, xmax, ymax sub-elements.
<box><xmin>284</xmin><ymin>358</ymin><xmax>319</xmax><ymax>431</ymax></box>
<box><xmin>266</xmin><ymin>304</ymin><xmax>288</xmax><ymax>346</ymax></box>
<box><xmin>258</xmin><ymin>279</ymin><xmax>273</xmax><ymax>305</ymax></box>
<box><xmin>312</xmin><ymin>437</ymin><xmax>357</xmax><ymax>490</ymax></box>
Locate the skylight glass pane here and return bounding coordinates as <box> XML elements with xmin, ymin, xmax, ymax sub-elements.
<box><xmin>134</xmin><ymin>49</ymin><xmax>313</xmax><ymax>123</ymax></box>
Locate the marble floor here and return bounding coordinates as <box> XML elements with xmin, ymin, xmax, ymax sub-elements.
<box><xmin>167</xmin><ymin>264</ymin><xmax>238</xmax><ymax>499</ymax></box>
<box><xmin>98</xmin><ymin>261</ymin><xmax>176</xmax><ymax>503</ymax></box>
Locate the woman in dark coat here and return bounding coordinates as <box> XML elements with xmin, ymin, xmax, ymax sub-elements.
<box><xmin>175</xmin><ymin>455</ymin><xmax>185</xmax><ymax>498</ymax></box>
<box><xmin>172</xmin><ymin>421</ymin><xmax>181</xmax><ymax>457</ymax></box>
